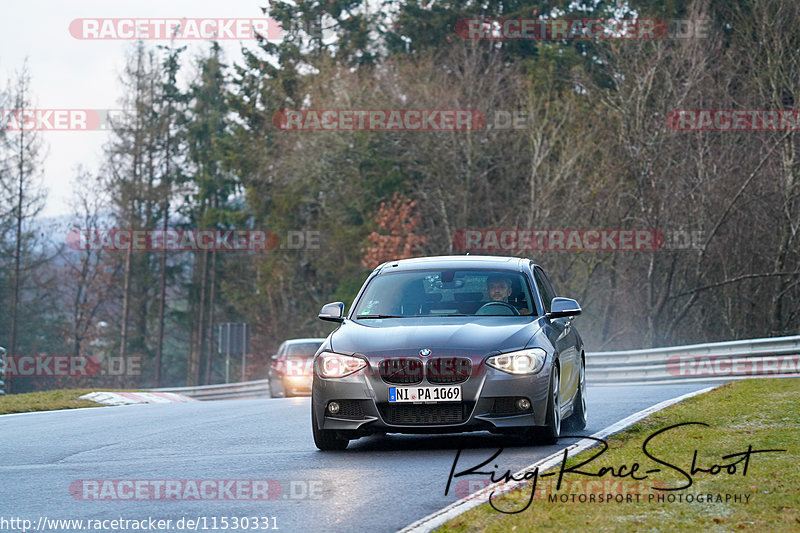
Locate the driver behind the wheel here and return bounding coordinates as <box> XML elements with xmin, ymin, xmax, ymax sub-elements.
<box><xmin>486</xmin><ymin>275</ymin><xmax>512</xmax><ymax>303</ymax></box>
<box><xmin>485</xmin><ymin>275</ymin><xmax>531</xmax><ymax>315</ymax></box>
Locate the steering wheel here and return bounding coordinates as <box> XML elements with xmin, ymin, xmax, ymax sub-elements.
<box><xmin>475</xmin><ymin>301</ymin><xmax>520</xmax><ymax>316</ymax></box>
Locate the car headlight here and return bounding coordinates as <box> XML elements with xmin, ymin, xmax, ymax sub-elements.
<box><xmin>315</xmin><ymin>352</ymin><xmax>367</xmax><ymax>378</ymax></box>
<box><xmin>486</xmin><ymin>348</ymin><xmax>547</xmax><ymax>375</ymax></box>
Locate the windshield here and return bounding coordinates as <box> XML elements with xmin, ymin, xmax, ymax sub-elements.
<box><xmin>285</xmin><ymin>342</ymin><xmax>322</xmax><ymax>355</ymax></box>
<box><xmin>352</xmin><ymin>269</ymin><xmax>536</xmax><ymax>317</ymax></box>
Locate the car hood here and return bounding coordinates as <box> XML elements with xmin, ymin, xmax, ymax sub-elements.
<box><xmin>329</xmin><ymin>316</ymin><xmax>545</xmax><ymax>358</ymax></box>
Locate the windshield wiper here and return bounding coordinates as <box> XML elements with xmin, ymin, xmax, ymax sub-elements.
<box><xmin>355</xmin><ymin>314</ymin><xmax>406</xmax><ymax>319</ymax></box>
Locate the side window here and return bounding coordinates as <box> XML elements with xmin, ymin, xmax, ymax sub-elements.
<box><xmin>539</xmin><ymin>268</ymin><xmax>558</xmax><ymax>298</ymax></box>
<box><xmin>533</xmin><ymin>267</ymin><xmax>556</xmax><ymax>313</ymax></box>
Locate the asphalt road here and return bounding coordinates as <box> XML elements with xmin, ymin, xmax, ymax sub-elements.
<box><xmin>0</xmin><ymin>384</ymin><xmax>713</xmax><ymax>533</ymax></box>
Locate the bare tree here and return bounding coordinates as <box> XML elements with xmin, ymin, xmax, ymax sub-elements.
<box><xmin>59</xmin><ymin>168</ymin><xmax>116</xmax><ymax>356</ymax></box>
<box><xmin>0</xmin><ymin>62</ymin><xmax>46</xmax><ymax>379</ymax></box>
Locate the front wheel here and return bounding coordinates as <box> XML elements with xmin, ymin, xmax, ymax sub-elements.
<box><xmin>563</xmin><ymin>356</ymin><xmax>587</xmax><ymax>431</ymax></box>
<box><xmin>533</xmin><ymin>365</ymin><xmax>561</xmax><ymax>444</ymax></box>
<box><xmin>312</xmin><ymin>399</ymin><xmax>349</xmax><ymax>451</ymax></box>
<box><xmin>269</xmin><ymin>376</ymin><xmax>284</xmax><ymax>398</ymax></box>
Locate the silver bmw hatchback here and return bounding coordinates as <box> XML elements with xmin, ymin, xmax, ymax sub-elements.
<box><xmin>311</xmin><ymin>255</ymin><xmax>586</xmax><ymax>450</ymax></box>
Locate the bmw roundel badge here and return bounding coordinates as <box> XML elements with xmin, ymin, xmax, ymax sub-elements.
<box><xmin>419</xmin><ymin>348</ymin><xmax>432</xmax><ymax>357</ymax></box>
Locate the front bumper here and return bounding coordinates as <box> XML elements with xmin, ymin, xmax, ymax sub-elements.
<box><xmin>312</xmin><ymin>356</ymin><xmax>552</xmax><ymax>436</ymax></box>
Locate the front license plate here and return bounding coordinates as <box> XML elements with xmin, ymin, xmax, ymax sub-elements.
<box><xmin>388</xmin><ymin>385</ymin><xmax>461</xmax><ymax>403</ymax></box>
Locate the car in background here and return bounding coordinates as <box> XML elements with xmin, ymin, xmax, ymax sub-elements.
<box><xmin>311</xmin><ymin>255</ymin><xmax>586</xmax><ymax>450</ymax></box>
<box><xmin>269</xmin><ymin>338</ymin><xmax>325</xmax><ymax>398</ymax></box>
<box><xmin>0</xmin><ymin>346</ymin><xmax>6</xmax><ymax>395</ymax></box>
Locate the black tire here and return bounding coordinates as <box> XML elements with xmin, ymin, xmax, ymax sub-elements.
<box><xmin>312</xmin><ymin>399</ymin><xmax>349</xmax><ymax>451</ymax></box>
<box><xmin>563</xmin><ymin>356</ymin><xmax>587</xmax><ymax>431</ymax></box>
<box><xmin>533</xmin><ymin>365</ymin><xmax>561</xmax><ymax>445</ymax></box>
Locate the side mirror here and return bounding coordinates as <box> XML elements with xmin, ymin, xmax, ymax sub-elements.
<box><xmin>319</xmin><ymin>302</ymin><xmax>345</xmax><ymax>323</ymax></box>
<box><xmin>270</xmin><ymin>354</ymin><xmax>279</xmax><ymax>361</ymax></box>
<box><xmin>547</xmin><ymin>297</ymin><xmax>581</xmax><ymax>319</ymax></box>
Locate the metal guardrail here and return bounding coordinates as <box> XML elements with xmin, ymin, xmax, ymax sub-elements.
<box><xmin>586</xmin><ymin>334</ymin><xmax>800</xmax><ymax>385</ymax></box>
<box><xmin>151</xmin><ymin>335</ymin><xmax>800</xmax><ymax>399</ymax></box>
<box><xmin>150</xmin><ymin>378</ymin><xmax>270</xmax><ymax>400</ymax></box>
<box><xmin>0</xmin><ymin>346</ymin><xmax>6</xmax><ymax>395</ymax></box>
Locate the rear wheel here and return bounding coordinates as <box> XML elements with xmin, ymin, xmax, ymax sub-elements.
<box><xmin>563</xmin><ymin>356</ymin><xmax>587</xmax><ymax>431</ymax></box>
<box><xmin>534</xmin><ymin>365</ymin><xmax>561</xmax><ymax>444</ymax></box>
<box><xmin>312</xmin><ymin>399</ymin><xmax>350</xmax><ymax>451</ymax></box>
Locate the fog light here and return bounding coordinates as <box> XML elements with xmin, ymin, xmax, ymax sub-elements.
<box><xmin>327</xmin><ymin>401</ymin><xmax>340</xmax><ymax>415</ymax></box>
<box><xmin>516</xmin><ymin>398</ymin><xmax>531</xmax><ymax>411</ymax></box>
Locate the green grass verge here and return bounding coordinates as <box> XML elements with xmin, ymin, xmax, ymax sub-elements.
<box><xmin>438</xmin><ymin>378</ymin><xmax>800</xmax><ymax>532</ymax></box>
<box><xmin>0</xmin><ymin>389</ymin><xmax>134</xmax><ymax>415</ymax></box>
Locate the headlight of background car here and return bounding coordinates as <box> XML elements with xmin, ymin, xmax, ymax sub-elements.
<box><xmin>315</xmin><ymin>352</ymin><xmax>367</xmax><ymax>378</ymax></box>
<box><xmin>486</xmin><ymin>348</ymin><xmax>547</xmax><ymax>375</ymax></box>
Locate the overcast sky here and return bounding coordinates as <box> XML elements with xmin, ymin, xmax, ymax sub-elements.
<box><xmin>1</xmin><ymin>0</ymin><xmax>271</xmax><ymax>218</ymax></box>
